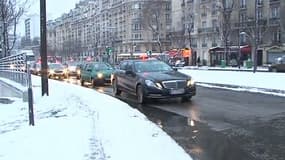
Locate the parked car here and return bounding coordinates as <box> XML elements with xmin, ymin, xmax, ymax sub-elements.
<box><xmin>268</xmin><ymin>56</ymin><xmax>285</xmax><ymax>72</ymax></box>
<box><xmin>75</xmin><ymin>63</ymin><xmax>84</xmax><ymax>79</ymax></box>
<box><xmin>112</xmin><ymin>59</ymin><xmax>196</xmax><ymax>104</ymax></box>
<box><xmin>30</xmin><ymin>63</ymin><xmax>41</xmax><ymax>75</ymax></box>
<box><xmin>48</xmin><ymin>63</ymin><xmax>68</xmax><ymax>79</ymax></box>
<box><xmin>80</xmin><ymin>62</ymin><xmax>114</xmax><ymax>87</ymax></box>
<box><xmin>66</xmin><ymin>62</ymin><xmax>79</xmax><ymax>77</ymax></box>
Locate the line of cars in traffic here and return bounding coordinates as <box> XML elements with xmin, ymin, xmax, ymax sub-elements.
<box><xmin>29</xmin><ymin>62</ymin><xmax>81</xmax><ymax>80</ymax></box>
<box><xmin>29</xmin><ymin>59</ymin><xmax>196</xmax><ymax>104</ymax></box>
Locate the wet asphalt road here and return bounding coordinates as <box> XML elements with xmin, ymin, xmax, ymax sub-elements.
<box><xmin>65</xmin><ymin>77</ymin><xmax>285</xmax><ymax>160</ymax></box>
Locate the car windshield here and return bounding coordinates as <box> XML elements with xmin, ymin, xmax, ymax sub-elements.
<box><xmin>49</xmin><ymin>63</ymin><xmax>64</xmax><ymax>69</ymax></box>
<box><xmin>134</xmin><ymin>60</ymin><xmax>173</xmax><ymax>73</ymax></box>
<box><xmin>67</xmin><ymin>62</ymin><xmax>78</xmax><ymax>67</ymax></box>
<box><xmin>94</xmin><ymin>63</ymin><xmax>113</xmax><ymax>70</ymax></box>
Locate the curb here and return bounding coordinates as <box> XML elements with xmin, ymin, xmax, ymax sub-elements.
<box><xmin>180</xmin><ymin>67</ymin><xmax>269</xmax><ymax>72</ymax></box>
<box><xmin>197</xmin><ymin>82</ymin><xmax>285</xmax><ymax>95</ymax></box>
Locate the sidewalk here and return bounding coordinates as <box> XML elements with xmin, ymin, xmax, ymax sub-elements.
<box><xmin>179</xmin><ymin>69</ymin><xmax>285</xmax><ymax>97</ymax></box>
<box><xmin>0</xmin><ymin>76</ymin><xmax>192</xmax><ymax>160</ymax></box>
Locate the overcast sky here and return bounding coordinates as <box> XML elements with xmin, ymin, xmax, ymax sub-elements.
<box><xmin>18</xmin><ymin>0</ymin><xmax>80</xmax><ymax>35</ymax></box>
<box><xmin>29</xmin><ymin>0</ymin><xmax>80</xmax><ymax>19</ymax></box>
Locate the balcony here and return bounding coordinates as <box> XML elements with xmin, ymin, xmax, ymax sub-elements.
<box><xmin>257</xmin><ymin>1</ymin><xmax>263</xmax><ymax>7</ymax></box>
<box><xmin>235</xmin><ymin>19</ymin><xmax>268</xmax><ymax>28</ymax></box>
<box><xmin>200</xmin><ymin>0</ymin><xmax>210</xmax><ymax>4</ymax></box>
<box><xmin>240</xmin><ymin>5</ymin><xmax>247</xmax><ymax>10</ymax></box>
<box><xmin>269</xmin><ymin>17</ymin><xmax>280</xmax><ymax>26</ymax></box>
<box><xmin>198</xmin><ymin>27</ymin><xmax>219</xmax><ymax>34</ymax></box>
<box><xmin>201</xmin><ymin>13</ymin><xmax>207</xmax><ymax>17</ymax></box>
<box><xmin>212</xmin><ymin>43</ymin><xmax>218</xmax><ymax>47</ymax></box>
<box><xmin>187</xmin><ymin>0</ymin><xmax>194</xmax><ymax>3</ymax></box>
<box><xmin>270</xmin><ymin>0</ymin><xmax>280</xmax><ymax>4</ymax></box>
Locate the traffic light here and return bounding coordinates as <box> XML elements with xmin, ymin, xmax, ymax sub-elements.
<box><xmin>147</xmin><ymin>50</ymin><xmax>152</xmax><ymax>57</ymax></box>
<box><xmin>106</xmin><ymin>47</ymin><xmax>112</xmax><ymax>55</ymax></box>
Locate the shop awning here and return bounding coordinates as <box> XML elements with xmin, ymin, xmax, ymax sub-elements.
<box><xmin>240</xmin><ymin>45</ymin><xmax>251</xmax><ymax>54</ymax></box>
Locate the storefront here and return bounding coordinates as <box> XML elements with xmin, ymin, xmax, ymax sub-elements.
<box><xmin>266</xmin><ymin>46</ymin><xmax>285</xmax><ymax>64</ymax></box>
<box><xmin>209</xmin><ymin>45</ymin><xmax>251</xmax><ymax>66</ymax></box>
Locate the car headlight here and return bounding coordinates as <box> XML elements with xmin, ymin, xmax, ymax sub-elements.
<box><xmin>63</xmin><ymin>69</ymin><xmax>68</xmax><ymax>74</ymax></box>
<box><xmin>97</xmin><ymin>73</ymin><xmax>104</xmax><ymax>78</ymax></box>
<box><xmin>145</xmin><ymin>80</ymin><xmax>163</xmax><ymax>89</ymax></box>
<box><xmin>49</xmin><ymin>69</ymin><xmax>55</xmax><ymax>74</ymax></box>
<box><xmin>187</xmin><ymin>79</ymin><xmax>195</xmax><ymax>86</ymax></box>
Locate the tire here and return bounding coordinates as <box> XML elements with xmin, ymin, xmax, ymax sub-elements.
<box><xmin>80</xmin><ymin>78</ymin><xmax>84</xmax><ymax>86</ymax></box>
<box><xmin>181</xmin><ymin>96</ymin><xmax>192</xmax><ymax>103</ymax></box>
<box><xmin>272</xmin><ymin>68</ymin><xmax>278</xmax><ymax>72</ymax></box>
<box><xmin>136</xmin><ymin>85</ymin><xmax>146</xmax><ymax>104</ymax></box>
<box><xmin>92</xmin><ymin>79</ymin><xmax>97</xmax><ymax>88</ymax></box>
<box><xmin>112</xmin><ymin>79</ymin><xmax>121</xmax><ymax>96</ymax></box>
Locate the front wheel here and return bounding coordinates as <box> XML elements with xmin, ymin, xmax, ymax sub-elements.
<box><xmin>272</xmin><ymin>68</ymin><xmax>278</xmax><ymax>72</ymax></box>
<box><xmin>80</xmin><ymin>78</ymin><xmax>85</xmax><ymax>86</ymax></box>
<box><xmin>137</xmin><ymin>85</ymin><xmax>146</xmax><ymax>104</ymax></box>
<box><xmin>112</xmin><ymin>79</ymin><xmax>121</xmax><ymax>96</ymax></box>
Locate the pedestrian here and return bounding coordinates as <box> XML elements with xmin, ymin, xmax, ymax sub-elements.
<box><xmin>197</xmin><ymin>56</ymin><xmax>201</xmax><ymax>66</ymax></box>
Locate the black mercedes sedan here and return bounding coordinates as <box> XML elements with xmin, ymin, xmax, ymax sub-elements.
<box><xmin>112</xmin><ymin>59</ymin><xmax>196</xmax><ymax>104</ymax></box>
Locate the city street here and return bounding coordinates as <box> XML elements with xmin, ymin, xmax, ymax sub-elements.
<box><xmin>68</xmin><ymin>76</ymin><xmax>285</xmax><ymax>160</ymax></box>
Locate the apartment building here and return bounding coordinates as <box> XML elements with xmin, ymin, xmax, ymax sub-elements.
<box><xmin>47</xmin><ymin>0</ymin><xmax>172</xmax><ymax>61</ymax></box>
<box><xmin>25</xmin><ymin>14</ymin><xmax>40</xmax><ymax>43</ymax></box>
<box><xmin>0</xmin><ymin>21</ymin><xmax>3</xmax><ymax>54</ymax></box>
<box><xmin>178</xmin><ymin>0</ymin><xmax>285</xmax><ymax>66</ymax></box>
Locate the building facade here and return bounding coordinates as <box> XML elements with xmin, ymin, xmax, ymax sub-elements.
<box><xmin>177</xmin><ymin>0</ymin><xmax>285</xmax><ymax>65</ymax></box>
<box><xmin>47</xmin><ymin>0</ymin><xmax>172</xmax><ymax>62</ymax></box>
<box><xmin>25</xmin><ymin>14</ymin><xmax>40</xmax><ymax>42</ymax></box>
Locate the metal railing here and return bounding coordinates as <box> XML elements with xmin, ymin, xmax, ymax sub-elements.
<box><xmin>0</xmin><ymin>53</ymin><xmax>28</xmax><ymax>86</ymax></box>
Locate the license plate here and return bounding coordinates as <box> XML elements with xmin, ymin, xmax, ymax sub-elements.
<box><xmin>170</xmin><ymin>88</ymin><xmax>185</xmax><ymax>95</ymax></box>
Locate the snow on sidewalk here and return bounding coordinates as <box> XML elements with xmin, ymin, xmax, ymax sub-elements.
<box><xmin>0</xmin><ymin>76</ymin><xmax>192</xmax><ymax>160</ymax></box>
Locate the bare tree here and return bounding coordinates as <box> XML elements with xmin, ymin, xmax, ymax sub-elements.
<box><xmin>142</xmin><ymin>0</ymin><xmax>169</xmax><ymax>53</ymax></box>
<box><xmin>0</xmin><ymin>0</ymin><xmax>27</xmax><ymax>57</ymax></box>
<box><xmin>281</xmin><ymin>2</ymin><xmax>285</xmax><ymax>42</ymax></box>
<box><xmin>239</xmin><ymin>2</ymin><xmax>270</xmax><ymax>72</ymax></box>
<box><xmin>217</xmin><ymin>0</ymin><xmax>236</xmax><ymax>64</ymax></box>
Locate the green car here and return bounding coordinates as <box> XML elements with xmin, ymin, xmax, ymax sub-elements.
<box><xmin>80</xmin><ymin>62</ymin><xmax>114</xmax><ymax>87</ymax></box>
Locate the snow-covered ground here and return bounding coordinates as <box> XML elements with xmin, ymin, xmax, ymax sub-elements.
<box><xmin>1</xmin><ymin>69</ymin><xmax>284</xmax><ymax>160</ymax></box>
<box><xmin>0</xmin><ymin>76</ymin><xmax>192</xmax><ymax>160</ymax></box>
<box><xmin>179</xmin><ymin>69</ymin><xmax>285</xmax><ymax>97</ymax></box>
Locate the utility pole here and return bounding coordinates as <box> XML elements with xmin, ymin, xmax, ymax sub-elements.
<box><xmin>253</xmin><ymin>0</ymin><xmax>258</xmax><ymax>73</ymax></box>
<box><xmin>40</xmin><ymin>0</ymin><xmax>49</xmax><ymax>96</ymax></box>
<box><xmin>187</xmin><ymin>27</ymin><xmax>192</xmax><ymax>66</ymax></box>
<box><xmin>238</xmin><ymin>10</ymin><xmax>241</xmax><ymax>69</ymax></box>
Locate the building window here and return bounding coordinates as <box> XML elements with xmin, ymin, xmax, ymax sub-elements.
<box><xmin>273</xmin><ymin>30</ymin><xmax>281</xmax><ymax>42</ymax></box>
<box><xmin>166</xmin><ymin>14</ymin><xmax>170</xmax><ymax>22</ymax></box>
<box><xmin>212</xmin><ymin>19</ymin><xmax>218</xmax><ymax>27</ymax></box>
<box><xmin>241</xmin><ymin>34</ymin><xmax>246</xmax><ymax>44</ymax></box>
<box><xmin>257</xmin><ymin>0</ymin><xmax>263</xmax><ymax>5</ymax></box>
<box><xmin>240</xmin><ymin>0</ymin><xmax>246</xmax><ymax>8</ymax></box>
<box><xmin>271</xmin><ymin>6</ymin><xmax>280</xmax><ymax>18</ymax></box>
<box><xmin>166</xmin><ymin>3</ymin><xmax>170</xmax><ymax>11</ymax></box>
<box><xmin>202</xmin><ymin>21</ymin><xmax>206</xmax><ymax>28</ymax></box>
<box><xmin>257</xmin><ymin>9</ymin><xmax>262</xmax><ymax>19</ymax></box>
